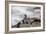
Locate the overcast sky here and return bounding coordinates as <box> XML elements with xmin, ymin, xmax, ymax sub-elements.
<box><xmin>11</xmin><ymin>6</ymin><xmax>41</xmax><ymax>26</ymax></box>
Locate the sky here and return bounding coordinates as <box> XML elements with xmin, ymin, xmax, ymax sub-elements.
<box><xmin>11</xmin><ymin>6</ymin><xmax>41</xmax><ymax>26</ymax></box>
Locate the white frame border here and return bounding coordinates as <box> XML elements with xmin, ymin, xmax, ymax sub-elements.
<box><xmin>9</xmin><ymin>3</ymin><xmax>43</xmax><ymax>31</ymax></box>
